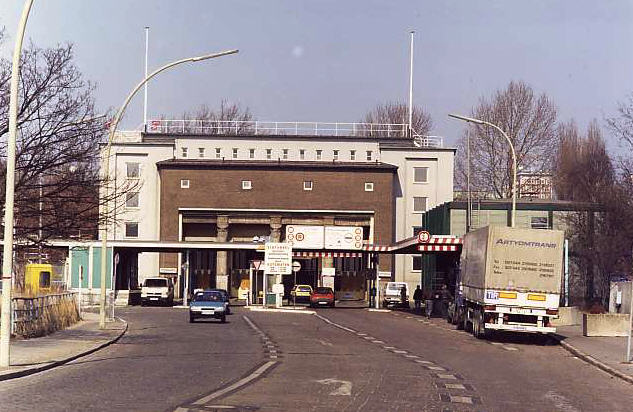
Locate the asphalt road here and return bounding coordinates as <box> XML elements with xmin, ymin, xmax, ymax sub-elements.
<box><xmin>2</xmin><ymin>306</ymin><xmax>633</xmax><ymax>412</ymax></box>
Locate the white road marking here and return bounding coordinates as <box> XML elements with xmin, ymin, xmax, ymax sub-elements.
<box><xmin>449</xmin><ymin>395</ymin><xmax>473</xmax><ymax>404</ymax></box>
<box><xmin>371</xmin><ymin>340</ymin><xmax>384</xmax><ymax>344</ymax></box>
<box><xmin>415</xmin><ymin>360</ymin><xmax>434</xmax><ymax>365</ymax></box>
<box><xmin>428</xmin><ymin>366</ymin><xmax>446</xmax><ymax>371</ymax></box>
<box><xmin>437</xmin><ymin>374</ymin><xmax>457</xmax><ymax>380</ymax></box>
<box><xmin>356</xmin><ymin>332</ymin><xmax>367</xmax><ymax>336</ymax></box>
<box><xmin>383</xmin><ymin>346</ymin><xmax>396</xmax><ymax>350</ymax></box>
<box><xmin>316</xmin><ymin>378</ymin><xmax>352</xmax><ymax>396</ymax></box>
<box><xmin>192</xmin><ymin>360</ymin><xmax>277</xmax><ymax>405</ymax></box>
<box><xmin>404</xmin><ymin>355</ymin><xmax>419</xmax><ymax>359</ymax></box>
<box><xmin>445</xmin><ymin>383</ymin><xmax>466</xmax><ymax>390</ymax></box>
<box><xmin>544</xmin><ymin>391</ymin><xmax>581</xmax><ymax>412</ymax></box>
<box><xmin>318</xmin><ymin>339</ymin><xmax>333</xmax><ymax>347</ymax></box>
<box><xmin>393</xmin><ymin>350</ymin><xmax>407</xmax><ymax>354</ymax></box>
<box><xmin>503</xmin><ymin>346</ymin><xmax>519</xmax><ymax>351</ymax></box>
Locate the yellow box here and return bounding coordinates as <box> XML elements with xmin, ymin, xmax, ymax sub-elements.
<box><xmin>499</xmin><ymin>291</ymin><xmax>517</xmax><ymax>299</ymax></box>
<box><xmin>528</xmin><ymin>294</ymin><xmax>546</xmax><ymax>301</ymax></box>
<box><xmin>25</xmin><ymin>263</ymin><xmax>54</xmax><ymax>294</ymax></box>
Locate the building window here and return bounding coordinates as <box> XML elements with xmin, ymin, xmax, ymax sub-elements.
<box><xmin>366</xmin><ymin>150</ymin><xmax>372</xmax><ymax>161</ymax></box>
<box><xmin>333</xmin><ymin>150</ymin><xmax>339</xmax><ymax>161</ymax></box>
<box><xmin>215</xmin><ymin>148</ymin><xmax>221</xmax><ymax>159</ymax></box>
<box><xmin>126</xmin><ymin>162</ymin><xmax>140</xmax><ymax>179</ymax></box>
<box><xmin>180</xmin><ymin>179</ymin><xmax>190</xmax><ymax>189</ymax></box>
<box><xmin>266</xmin><ymin>149</ymin><xmax>272</xmax><ymax>159</ymax></box>
<box><xmin>303</xmin><ymin>181</ymin><xmax>313</xmax><ymax>191</ymax></box>
<box><xmin>414</xmin><ymin>167</ymin><xmax>429</xmax><ymax>183</ymax></box>
<box><xmin>125</xmin><ymin>192</ymin><xmax>139</xmax><ymax>208</ymax></box>
<box><xmin>283</xmin><ymin>149</ymin><xmax>289</xmax><ymax>160</ymax></box>
<box><xmin>412</xmin><ymin>256</ymin><xmax>422</xmax><ymax>271</ymax></box>
<box><xmin>413</xmin><ymin>196</ymin><xmax>428</xmax><ymax>213</ymax></box>
<box><xmin>350</xmin><ymin>150</ymin><xmax>356</xmax><ymax>161</ymax></box>
<box><xmin>181</xmin><ymin>147</ymin><xmax>188</xmax><ymax>158</ymax></box>
<box><xmin>300</xmin><ymin>149</ymin><xmax>305</xmax><ymax>160</ymax></box>
<box><xmin>249</xmin><ymin>148</ymin><xmax>255</xmax><ymax>159</ymax></box>
<box><xmin>232</xmin><ymin>148</ymin><xmax>238</xmax><ymax>159</ymax></box>
<box><xmin>531</xmin><ymin>216</ymin><xmax>548</xmax><ymax>229</ymax></box>
<box><xmin>198</xmin><ymin>148</ymin><xmax>205</xmax><ymax>158</ymax></box>
<box><xmin>125</xmin><ymin>222</ymin><xmax>139</xmax><ymax>238</ymax></box>
<box><xmin>364</xmin><ymin>182</ymin><xmax>374</xmax><ymax>192</ymax></box>
<box><xmin>242</xmin><ymin>180</ymin><xmax>252</xmax><ymax>190</ymax></box>
<box><xmin>316</xmin><ymin>150</ymin><xmax>322</xmax><ymax>160</ymax></box>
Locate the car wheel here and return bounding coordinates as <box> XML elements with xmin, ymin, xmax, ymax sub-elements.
<box><xmin>189</xmin><ymin>315</ymin><xmax>194</xmax><ymax>323</ymax></box>
<box><xmin>221</xmin><ymin>315</ymin><xmax>226</xmax><ymax>323</ymax></box>
<box><xmin>331</xmin><ymin>302</ymin><xmax>335</xmax><ymax>308</ymax></box>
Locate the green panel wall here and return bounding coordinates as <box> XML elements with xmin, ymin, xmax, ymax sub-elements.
<box><xmin>71</xmin><ymin>248</ymin><xmax>90</xmax><ymax>288</ymax></box>
<box><xmin>92</xmin><ymin>247</ymin><xmax>113</xmax><ymax>289</ymax></box>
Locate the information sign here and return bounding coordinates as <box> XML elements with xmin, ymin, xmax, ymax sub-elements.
<box><xmin>264</xmin><ymin>243</ymin><xmax>292</xmax><ymax>275</ymax></box>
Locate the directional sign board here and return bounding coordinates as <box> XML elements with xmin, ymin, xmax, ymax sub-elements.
<box><xmin>324</xmin><ymin>226</ymin><xmax>363</xmax><ymax>250</ymax></box>
<box><xmin>286</xmin><ymin>225</ymin><xmax>324</xmax><ymax>249</ymax></box>
<box><xmin>264</xmin><ymin>243</ymin><xmax>292</xmax><ymax>275</ymax></box>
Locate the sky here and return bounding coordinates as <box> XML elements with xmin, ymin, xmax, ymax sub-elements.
<box><xmin>2</xmin><ymin>0</ymin><xmax>633</xmax><ymax>148</ymax></box>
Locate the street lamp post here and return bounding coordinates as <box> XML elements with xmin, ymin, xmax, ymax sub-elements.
<box><xmin>1</xmin><ymin>0</ymin><xmax>34</xmax><ymax>369</ymax></box>
<box><xmin>98</xmin><ymin>49</ymin><xmax>238</xmax><ymax>328</ymax></box>
<box><xmin>448</xmin><ymin>113</ymin><xmax>517</xmax><ymax>228</ymax></box>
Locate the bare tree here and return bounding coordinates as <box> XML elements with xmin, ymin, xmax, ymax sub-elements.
<box><xmin>360</xmin><ymin>101</ymin><xmax>432</xmax><ymax>137</ymax></box>
<box><xmin>553</xmin><ymin>120</ymin><xmax>633</xmax><ymax>305</ymax></box>
<box><xmin>162</xmin><ymin>100</ymin><xmax>254</xmax><ymax>135</ymax></box>
<box><xmin>455</xmin><ymin>81</ymin><xmax>558</xmax><ymax>198</ymax></box>
<box><xmin>0</xmin><ymin>41</ymin><xmax>129</xmax><ymax>252</ymax></box>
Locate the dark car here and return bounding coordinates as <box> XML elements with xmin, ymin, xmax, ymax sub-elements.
<box><xmin>209</xmin><ymin>288</ymin><xmax>231</xmax><ymax>314</ymax></box>
<box><xmin>310</xmin><ymin>287</ymin><xmax>335</xmax><ymax>308</ymax></box>
<box><xmin>189</xmin><ymin>290</ymin><xmax>227</xmax><ymax>323</ymax></box>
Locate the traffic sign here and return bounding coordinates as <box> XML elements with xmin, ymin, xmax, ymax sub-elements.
<box><xmin>264</xmin><ymin>243</ymin><xmax>292</xmax><ymax>275</ymax></box>
<box><xmin>252</xmin><ymin>260</ymin><xmax>263</xmax><ymax>271</ymax></box>
<box><xmin>292</xmin><ymin>261</ymin><xmax>301</xmax><ymax>273</ymax></box>
<box><xmin>417</xmin><ymin>231</ymin><xmax>431</xmax><ymax>243</ymax></box>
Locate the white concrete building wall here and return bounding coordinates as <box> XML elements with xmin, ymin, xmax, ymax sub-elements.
<box><xmin>175</xmin><ymin>137</ymin><xmax>380</xmax><ymax>162</ymax></box>
<box><xmin>379</xmin><ymin>147</ymin><xmax>455</xmax><ymax>291</ymax></box>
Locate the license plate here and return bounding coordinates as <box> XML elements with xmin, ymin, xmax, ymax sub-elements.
<box><xmin>202</xmin><ymin>310</ymin><xmax>214</xmax><ymax>315</ymax></box>
<box><xmin>511</xmin><ymin>308</ymin><xmax>533</xmax><ymax>315</ymax></box>
<box><xmin>150</xmin><ymin>298</ymin><xmax>158</xmax><ymax>301</ymax></box>
<box><xmin>319</xmin><ymin>301</ymin><xmax>328</xmax><ymax>305</ymax></box>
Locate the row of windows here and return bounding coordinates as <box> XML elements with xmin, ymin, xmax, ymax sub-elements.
<box><xmin>181</xmin><ymin>147</ymin><xmax>374</xmax><ymax>161</ymax></box>
<box><xmin>180</xmin><ymin>179</ymin><xmax>375</xmax><ymax>192</ymax></box>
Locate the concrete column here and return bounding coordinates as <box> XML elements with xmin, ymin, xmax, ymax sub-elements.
<box><xmin>269</xmin><ymin>216</ymin><xmax>282</xmax><ymax>242</ymax></box>
<box><xmin>216</xmin><ymin>215</ymin><xmax>229</xmax><ymax>290</ymax></box>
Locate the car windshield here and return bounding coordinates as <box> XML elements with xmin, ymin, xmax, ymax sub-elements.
<box><xmin>314</xmin><ymin>287</ymin><xmax>332</xmax><ymax>294</ymax></box>
<box><xmin>145</xmin><ymin>279</ymin><xmax>167</xmax><ymax>287</ymax></box>
<box><xmin>194</xmin><ymin>292</ymin><xmax>223</xmax><ymax>302</ymax></box>
<box><xmin>298</xmin><ymin>286</ymin><xmax>312</xmax><ymax>292</ymax></box>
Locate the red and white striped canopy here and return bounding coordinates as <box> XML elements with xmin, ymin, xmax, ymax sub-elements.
<box><xmin>418</xmin><ymin>245</ymin><xmax>459</xmax><ymax>252</ymax></box>
<box><xmin>292</xmin><ymin>251</ymin><xmax>363</xmax><ymax>258</ymax></box>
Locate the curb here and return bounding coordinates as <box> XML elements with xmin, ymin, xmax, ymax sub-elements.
<box><xmin>550</xmin><ymin>334</ymin><xmax>633</xmax><ymax>385</ymax></box>
<box><xmin>0</xmin><ymin>318</ymin><xmax>129</xmax><ymax>382</ymax></box>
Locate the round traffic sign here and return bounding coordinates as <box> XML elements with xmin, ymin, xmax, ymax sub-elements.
<box><xmin>292</xmin><ymin>261</ymin><xmax>301</xmax><ymax>272</ymax></box>
<box><xmin>417</xmin><ymin>231</ymin><xmax>431</xmax><ymax>243</ymax></box>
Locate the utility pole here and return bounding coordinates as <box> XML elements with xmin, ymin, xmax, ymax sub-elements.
<box><xmin>408</xmin><ymin>30</ymin><xmax>415</xmax><ymax>137</ymax></box>
<box><xmin>143</xmin><ymin>26</ymin><xmax>149</xmax><ymax>131</ymax></box>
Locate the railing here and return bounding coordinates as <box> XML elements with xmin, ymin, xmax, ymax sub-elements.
<box><xmin>10</xmin><ymin>292</ymin><xmax>80</xmax><ymax>338</ymax></box>
<box><xmin>144</xmin><ymin>120</ymin><xmax>444</xmax><ymax>147</ymax></box>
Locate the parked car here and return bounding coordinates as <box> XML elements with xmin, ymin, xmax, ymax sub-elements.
<box><xmin>310</xmin><ymin>287</ymin><xmax>335</xmax><ymax>308</ymax></box>
<box><xmin>382</xmin><ymin>282</ymin><xmax>409</xmax><ymax>308</ymax></box>
<box><xmin>189</xmin><ymin>290</ymin><xmax>227</xmax><ymax>323</ymax></box>
<box><xmin>290</xmin><ymin>284</ymin><xmax>313</xmax><ymax>303</ymax></box>
<box><xmin>140</xmin><ymin>277</ymin><xmax>174</xmax><ymax>306</ymax></box>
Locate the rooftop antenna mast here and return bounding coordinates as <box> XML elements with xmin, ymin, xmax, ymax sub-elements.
<box><xmin>408</xmin><ymin>30</ymin><xmax>415</xmax><ymax>137</ymax></box>
<box><xmin>143</xmin><ymin>26</ymin><xmax>149</xmax><ymax>131</ymax></box>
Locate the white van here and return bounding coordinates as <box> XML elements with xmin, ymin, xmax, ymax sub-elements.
<box><xmin>383</xmin><ymin>282</ymin><xmax>409</xmax><ymax>308</ymax></box>
<box><xmin>141</xmin><ymin>277</ymin><xmax>174</xmax><ymax>306</ymax></box>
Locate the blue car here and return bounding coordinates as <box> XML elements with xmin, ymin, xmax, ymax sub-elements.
<box><xmin>189</xmin><ymin>290</ymin><xmax>227</xmax><ymax>323</ymax></box>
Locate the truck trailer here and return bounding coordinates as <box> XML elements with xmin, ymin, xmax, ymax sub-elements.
<box><xmin>454</xmin><ymin>225</ymin><xmax>564</xmax><ymax>338</ymax></box>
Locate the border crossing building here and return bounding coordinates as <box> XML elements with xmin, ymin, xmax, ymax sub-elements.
<box><xmin>86</xmin><ymin>120</ymin><xmax>455</xmax><ymax>302</ymax></box>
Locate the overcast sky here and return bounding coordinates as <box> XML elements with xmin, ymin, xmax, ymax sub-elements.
<box><xmin>2</xmin><ymin>1</ymin><xmax>633</xmax><ymax>147</ymax></box>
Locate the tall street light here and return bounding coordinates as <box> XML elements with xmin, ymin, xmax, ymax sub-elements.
<box><xmin>99</xmin><ymin>49</ymin><xmax>239</xmax><ymax>328</ymax></box>
<box><xmin>448</xmin><ymin>113</ymin><xmax>518</xmax><ymax>228</ymax></box>
<box><xmin>1</xmin><ymin>0</ymin><xmax>34</xmax><ymax>369</ymax></box>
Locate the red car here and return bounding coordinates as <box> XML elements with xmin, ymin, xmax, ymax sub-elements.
<box><xmin>310</xmin><ymin>287</ymin><xmax>335</xmax><ymax>308</ymax></box>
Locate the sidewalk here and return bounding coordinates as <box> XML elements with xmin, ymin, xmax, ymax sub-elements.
<box><xmin>552</xmin><ymin>325</ymin><xmax>633</xmax><ymax>384</ymax></box>
<box><xmin>0</xmin><ymin>312</ymin><xmax>127</xmax><ymax>381</ymax></box>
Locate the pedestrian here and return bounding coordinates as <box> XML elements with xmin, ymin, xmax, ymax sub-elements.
<box><xmin>400</xmin><ymin>286</ymin><xmax>408</xmax><ymax>309</ymax></box>
<box><xmin>424</xmin><ymin>288</ymin><xmax>433</xmax><ymax>319</ymax></box>
<box><xmin>440</xmin><ymin>285</ymin><xmax>452</xmax><ymax>318</ymax></box>
<box><xmin>413</xmin><ymin>285</ymin><xmax>423</xmax><ymax>313</ymax></box>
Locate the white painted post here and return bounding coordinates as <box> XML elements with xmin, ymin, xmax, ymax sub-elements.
<box><xmin>627</xmin><ymin>278</ymin><xmax>633</xmax><ymax>362</ymax></box>
<box><xmin>564</xmin><ymin>239</ymin><xmax>569</xmax><ymax>307</ymax></box>
<box><xmin>248</xmin><ymin>264</ymin><xmax>253</xmax><ymax>307</ymax></box>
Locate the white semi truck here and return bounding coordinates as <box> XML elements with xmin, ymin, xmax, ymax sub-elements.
<box><xmin>454</xmin><ymin>225</ymin><xmax>564</xmax><ymax>338</ymax></box>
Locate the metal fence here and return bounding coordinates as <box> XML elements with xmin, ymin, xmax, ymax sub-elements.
<box><xmin>147</xmin><ymin>120</ymin><xmax>412</xmax><ymax>138</ymax></box>
<box><xmin>10</xmin><ymin>292</ymin><xmax>79</xmax><ymax>338</ymax></box>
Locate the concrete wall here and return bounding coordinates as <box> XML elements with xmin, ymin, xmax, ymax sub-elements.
<box><xmin>551</xmin><ymin>306</ymin><xmax>583</xmax><ymax>326</ymax></box>
<box><xmin>379</xmin><ymin>148</ymin><xmax>455</xmax><ymax>291</ymax></box>
<box><xmin>582</xmin><ymin>313</ymin><xmax>631</xmax><ymax>337</ymax></box>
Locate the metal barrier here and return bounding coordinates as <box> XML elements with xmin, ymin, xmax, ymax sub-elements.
<box><xmin>10</xmin><ymin>292</ymin><xmax>79</xmax><ymax>337</ymax></box>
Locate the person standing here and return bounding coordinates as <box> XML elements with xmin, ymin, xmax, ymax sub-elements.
<box><xmin>413</xmin><ymin>285</ymin><xmax>423</xmax><ymax>313</ymax></box>
<box><xmin>400</xmin><ymin>286</ymin><xmax>408</xmax><ymax>309</ymax></box>
<box><xmin>424</xmin><ymin>288</ymin><xmax>434</xmax><ymax>319</ymax></box>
